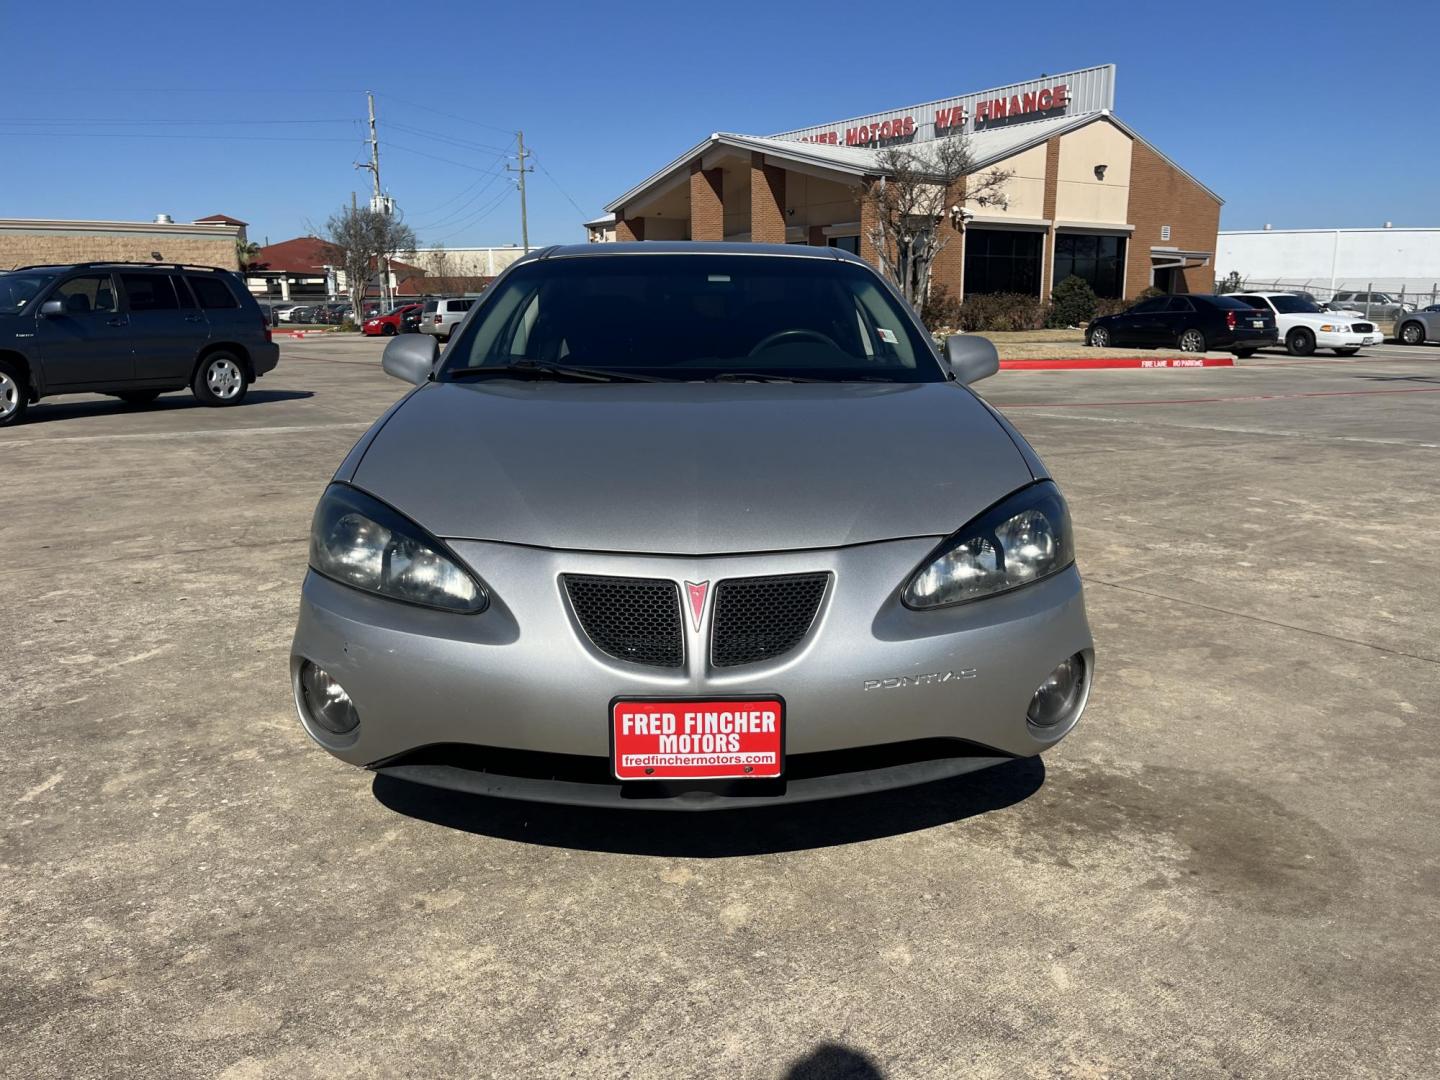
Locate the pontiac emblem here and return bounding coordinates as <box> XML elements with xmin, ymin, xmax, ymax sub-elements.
<box><xmin>684</xmin><ymin>581</ymin><xmax>709</xmax><ymax>632</ymax></box>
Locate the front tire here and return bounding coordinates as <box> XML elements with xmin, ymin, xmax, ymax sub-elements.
<box><xmin>1399</xmin><ymin>321</ymin><xmax>1425</xmax><ymax>346</ymax></box>
<box><xmin>1334</xmin><ymin>348</ymin><xmax>1360</xmax><ymax>356</ymax></box>
<box><xmin>1287</xmin><ymin>327</ymin><xmax>1316</xmax><ymax>356</ymax></box>
<box><xmin>0</xmin><ymin>359</ymin><xmax>30</xmax><ymax>427</ymax></box>
<box><xmin>1088</xmin><ymin>326</ymin><xmax>1111</xmax><ymax>348</ymax></box>
<box><xmin>192</xmin><ymin>352</ymin><xmax>249</xmax><ymax>407</ymax></box>
<box><xmin>1178</xmin><ymin>328</ymin><xmax>1206</xmax><ymax>353</ymax></box>
<box><xmin>382</xmin><ymin>324</ymin><xmax>397</xmax><ymax>336</ymax></box>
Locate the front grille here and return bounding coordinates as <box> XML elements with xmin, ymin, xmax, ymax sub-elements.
<box><xmin>564</xmin><ymin>575</ymin><xmax>683</xmax><ymax>668</ymax></box>
<box><xmin>712</xmin><ymin>573</ymin><xmax>829</xmax><ymax>668</ymax></box>
<box><xmin>1352</xmin><ymin>322</ymin><xmax>1374</xmax><ymax>333</ymax></box>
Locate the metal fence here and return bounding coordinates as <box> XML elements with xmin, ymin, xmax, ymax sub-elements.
<box><xmin>1216</xmin><ymin>276</ymin><xmax>1439</xmax><ymax>320</ymax></box>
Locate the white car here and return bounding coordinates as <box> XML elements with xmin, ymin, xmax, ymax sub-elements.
<box><xmin>1233</xmin><ymin>292</ymin><xmax>1383</xmax><ymax>356</ymax></box>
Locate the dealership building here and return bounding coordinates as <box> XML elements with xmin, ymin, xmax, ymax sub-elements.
<box><xmin>592</xmin><ymin>65</ymin><xmax>1221</xmax><ymax>301</ymax></box>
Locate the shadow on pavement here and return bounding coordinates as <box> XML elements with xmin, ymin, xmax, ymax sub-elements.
<box><xmin>372</xmin><ymin>756</ymin><xmax>1043</xmax><ymax>857</ymax></box>
<box><xmin>19</xmin><ymin>389</ymin><xmax>314</xmax><ymax>425</ymax></box>
<box><xmin>783</xmin><ymin>1043</ymin><xmax>886</xmax><ymax>1079</ymax></box>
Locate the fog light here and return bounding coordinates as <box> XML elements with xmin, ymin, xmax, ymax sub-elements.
<box><xmin>299</xmin><ymin>661</ymin><xmax>360</xmax><ymax>734</ymax></box>
<box><xmin>1027</xmin><ymin>654</ymin><xmax>1085</xmax><ymax>728</ymax></box>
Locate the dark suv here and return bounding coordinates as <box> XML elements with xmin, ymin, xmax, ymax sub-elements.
<box><xmin>0</xmin><ymin>262</ymin><xmax>279</xmax><ymax>426</ymax></box>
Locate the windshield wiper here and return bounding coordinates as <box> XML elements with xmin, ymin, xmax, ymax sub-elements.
<box><xmin>447</xmin><ymin>361</ymin><xmax>663</xmax><ymax>383</ymax></box>
<box><xmin>704</xmin><ymin>372</ymin><xmax>829</xmax><ymax>383</ymax></box>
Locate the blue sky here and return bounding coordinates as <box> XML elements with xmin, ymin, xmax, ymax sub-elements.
<box><xmin>5</xmin><ymin>0</ymin><xmax>1436</xmax><ymax>249</ymax></box>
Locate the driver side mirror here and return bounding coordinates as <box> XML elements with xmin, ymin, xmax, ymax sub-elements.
<box><xmin>942</xmin><ymin>334</ymin><xmax>1000</xmax><ymax>385</ymax></box>
<box><xmin>39</xmin><ymin>299</ymin><xmax>64</xmax><ymax>317</ymax></box>
<box><xmin>382</xmin><ymin>333</ymin><xmax>439</xmax><ymax>385</ymax></box>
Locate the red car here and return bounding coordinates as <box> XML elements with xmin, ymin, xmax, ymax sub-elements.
<box><xmin>362</xmin><ymin>303</ymin><xmax>422</xmax><ymax>336</ymax></box>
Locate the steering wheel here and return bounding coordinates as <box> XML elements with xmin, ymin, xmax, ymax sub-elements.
<box><xmin>747</xmin><ymin>328</ymin><xmax>840</xmax><ymax>357</ymax></box>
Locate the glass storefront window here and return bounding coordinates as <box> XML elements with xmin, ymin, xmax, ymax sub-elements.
<box><xmin>1053</xmin><ymin>233</ymin><xmax>1127</xmax><ymax>298</ymax></box>
<box><xmin>827</xmin><ymin>235</ymin><xmax>860</xmax><ymax>256</ymax></box>
<box><xmin>963</xmin><ymin>229</ymin><xmax>1043</xmax><ymax>295</ymax></box>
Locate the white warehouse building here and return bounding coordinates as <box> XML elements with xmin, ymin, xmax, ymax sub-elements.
<box><xmin>1215</xmin><ymin>226</ymin><xmax>1440</xmax><ymax>301</ymax></box>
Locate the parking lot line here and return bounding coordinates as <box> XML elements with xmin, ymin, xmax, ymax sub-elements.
<box><xmin>0</xmin><ymin>420</ymin><xmax>370</xmax><ymax>450</ymax></box>
<box><xmin>1004</xmin><ymin>385</ymin><xmax>1440</xmax><ymax>409</ymax></box>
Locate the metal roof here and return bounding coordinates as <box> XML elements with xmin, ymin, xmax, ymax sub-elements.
<box><xmin>603</xmin><ymin>112</ymin><xmax>1221</xmax><ymax>216</ymax></box>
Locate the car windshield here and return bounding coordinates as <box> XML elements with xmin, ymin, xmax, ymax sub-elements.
<box><xmin>441</xmin><ymin>254</ymin><xmax>943</xmax><ymax>383</ymax></box>
<box><xmin>0</xmin><ymin>271</ymin><xmax>56</xmax><ymax>314</ymax></box>
<box><xmin>1270</xmin><ymin>296</ymin><xmax>1321</xmax><ymax>314</ymax></box>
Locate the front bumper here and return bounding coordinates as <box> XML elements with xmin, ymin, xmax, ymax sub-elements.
<box><xmin>290</xmin><ymin>538</ymin><xmax>1094</xmax><ymax>807</ymax></box>
<box><xmin>1316</xmin><ymin>329</ymin><xmax>1381</xmax><ymax>348</ymax></box>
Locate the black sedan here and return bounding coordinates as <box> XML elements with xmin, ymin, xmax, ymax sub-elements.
<box><xmin>1087</xmin><ymin>294</ymin><xmax>1277</xmax><ymax>356</ymax></box>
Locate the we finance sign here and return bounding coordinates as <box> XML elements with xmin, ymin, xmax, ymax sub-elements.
<box><xmin>772</xmin><ymin>64</ymin><xmax>1116</xmax><ymax>149</ymax></box>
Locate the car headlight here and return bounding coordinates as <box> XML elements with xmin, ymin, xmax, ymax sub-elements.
<box><xmin>1320</xmin><ymin>323</ymin><xmax>1348</xmax><ymax>333</ymax></box>
<box><xmin>309</xmin><ymin>483</ymin><xmax>487</xmax><ymax>613</ymax></box>
<box><xmin>903</xmin><ymin>482</ymin><xmax>1075</xmax><ymax>609</ymax></box>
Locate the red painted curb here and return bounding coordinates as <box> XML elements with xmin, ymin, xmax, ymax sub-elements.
<box><xmin>999</xmin><ymin>356</ymin><xmax>1234</xmax><ymax>370</ymax></box>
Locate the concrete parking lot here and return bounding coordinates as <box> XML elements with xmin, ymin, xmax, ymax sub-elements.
<box><xmin>3</xmin><ymin>335</ymin><xmax>1438</xmax><ymax>1078</ymax></box>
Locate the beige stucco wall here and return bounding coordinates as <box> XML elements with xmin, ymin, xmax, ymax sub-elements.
<box><xmin>966</xmin><ymin>143</ymin><xmax>1047</xmax><ymax>220</ymax></box>
<box><xmin>0</xmin><ymin>221</ymin><xmax>240</xmax><ymax>270</ymax></box>
<box><xmin>785</xmin><ymin>172</ymin><xmax>862</xmax><ymax>229</ymax></box>
<box><xmin>411</xmin><ymin>247</ymin><xmax>532</xmax><ymax>275</ymax></box>
<box><xmin>1054</xmin><ymin>121</ymin><xmax>1133</xmax><ymax>224</ymax></box>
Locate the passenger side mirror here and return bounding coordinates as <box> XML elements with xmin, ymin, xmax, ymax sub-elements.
<box><xmin>39</xmin><ymin>299</ymin><xmax>64</xmax><ymax>317</ymax></box>
<box><xmin>382</xmin><ymin>333</ymin><xmax>439</xmax><ymax>385</ymax></box>
<box><xmin>942</xmin><ymin>334</ymin><xmax>1000</xmax><ymax>385</ymax></box>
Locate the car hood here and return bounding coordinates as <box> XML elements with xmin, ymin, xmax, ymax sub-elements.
<box><xmin>349</xmin><ymin>380</ymin><xmax>1036</xmax><ymax>555</ymax></box>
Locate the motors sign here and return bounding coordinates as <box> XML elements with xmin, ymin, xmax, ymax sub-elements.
<box><xmin>772</xmin><ymin>64</ymin><xmax>1116</xmax><ymax>149</ymax></box>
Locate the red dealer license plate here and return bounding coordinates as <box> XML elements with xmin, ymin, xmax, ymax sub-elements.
<box><xmin>611</xmin><ymin>698</ymin><xmax>784</xmax><ymax>781</ymax></box>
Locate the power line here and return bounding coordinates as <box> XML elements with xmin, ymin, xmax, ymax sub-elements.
<box><xmin>376</xmin><ymin>94</ymin><xmax>519</xmax><ymax>136</ymax></box>
<box><xmin>407</xmin><ymin>167</ymin><xmax>509</xmax><ymax>231</ymax></box>
<box><xmin>431</xmin><ymin>187</ymin><xmax>516</xmax><ymax>244</ymax></box>
<box><xmin>1</xmin><ymin>117</ymin><xmax>357</xmax><ymax>126</ymax></box>
<box><xmin>386</xmin><ymin>140</ymin><xmax>512</xmax><ymax>173</ymax></box>
<box><xmin>384</xmin><ymin>120</ymin><xmax>512</xmax><ymax>155</ymax></box>
<box><xmin>0</xmin><ymin>130</ymin><xmax>358</xmax><ymax>143</ymax></box>
<box><xmin>531</xmin><ymin>153</ymin><xmax>587</xmax><ymax>217</ymax></box>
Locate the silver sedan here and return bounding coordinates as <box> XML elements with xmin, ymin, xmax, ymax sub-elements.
<box><xmin>290</xmin><ymin>243</ymin><xmax>1094</xmax><ymax>809</ymax></box>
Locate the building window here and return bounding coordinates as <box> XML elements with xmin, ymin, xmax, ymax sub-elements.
<box><xmin>1052</xmin><ymin>233</ymin><xmax>1127</xmax><ymax>298</ymax></box>
<box><xmin>963</xmin><ymin>229</ymin><xmax>1043</xmax><ymax>295</ymax></box>
<box><xmin>828</xmin><ymin>235</ymin><xmax>860</xmax><ymax>256</ymax></box>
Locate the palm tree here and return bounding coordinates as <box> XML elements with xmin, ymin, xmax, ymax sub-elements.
<box><xmin>235</xmin><ymin>239</ymin><xmax>261</xmax><ymax>271</ymax></box>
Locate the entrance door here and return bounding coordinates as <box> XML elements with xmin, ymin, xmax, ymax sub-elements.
<box><xmin>34</xmin><ymin>272</ymin><xmax>134</xmax><ymax>388</ymax></box>
<box><xmin>1152</xmin><ymin>266</ymin><xmax>1179</xmax><ymax>293</ymax></box>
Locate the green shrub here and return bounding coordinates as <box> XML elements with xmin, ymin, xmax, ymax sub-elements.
<box><xmin>920</xmin><ymin>285</ymin><xmax>964</xmax><ymax>333</ymax></box>
<box><xmin>1048</xmin><ymin>275</ymin><xmax>1098</xmax><ymax>328</ymax></box>
<box><xmin>954</xmin><ymin>292</ymin><xmax>1050</xmax><ymax>332</ymax></box>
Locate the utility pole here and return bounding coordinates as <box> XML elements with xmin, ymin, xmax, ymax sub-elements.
<box><xmin>356</xmin><ymin>91</ymin><xmax>391</xmax><ymax>308</ymax></box>
<box><xmin>507</xmin><ymin>130</ymin><xmax>533</xmax><ymax>253</ymax></box>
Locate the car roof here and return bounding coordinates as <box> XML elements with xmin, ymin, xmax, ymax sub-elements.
<box><xmin>521</xmin><ymin>240</ymin><xmax>863</xmax><ymax>264</ymax></box>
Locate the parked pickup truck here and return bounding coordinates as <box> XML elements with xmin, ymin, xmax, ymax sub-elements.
<box><xmin>1233</xmin><ymin>292</ymin><xmax>1383</xmax><ymax>356</ymax></box>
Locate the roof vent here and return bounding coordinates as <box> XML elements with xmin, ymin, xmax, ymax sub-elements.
<box><xmin>154</xmin><ymin>213</ymin><xmax>173</xmax><ymax>224</ymax></box>
<box><xmin>1383</xmin><ymin>221</ymin><xmax>1393</xmax><ymax>229</ymax></box>
<box><xmin>1263</xmin><ymin>223</ymin><xmax>1272</xmax><ymax>230</ymax></box>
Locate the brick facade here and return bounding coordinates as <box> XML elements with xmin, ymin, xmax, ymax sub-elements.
<box><xmin>1125</xmin><ymin>141</ymin><xmax>1221</xmax><ymax>297</ymax></box>
<box><xmin>928</xmin><ymin>178</ymin><xmax>967</xmax><ymax>299</ymax></box>
<box><xmin>1040</xmin><ymin>137</ymin><xmax>1063</xmax><ymax>296</ymax></box>
<box><xmin>0</xmin><ymin>223</ymin><xmax>238</xmax><ymax>271</ymax></box>
<box><xmin>689</xmin><ymin>160</ymin><xmax>724</xmax><ymax>242</ymax></box>
<box><xmin>614</xmin><ymin>212</ymin><xmax>644</xmax><ymax>242</ymax></box>
<box><xmin>749</xmin><ymin>152</ymin><xmax>786</xmax><ymax>244</ymax></box>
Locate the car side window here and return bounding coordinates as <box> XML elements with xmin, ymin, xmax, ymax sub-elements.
<box><xmin>187</xmin><ymin>275</ymin><xmax>239</xmax><ymax>309</ymax></box>
<box><xmin>53</xmin><ymin>275</ymin><xmax>117</xmax><ymax>315</ymax></box>
<box><xmin>1129</xmin><ymin>297</ymin><xmax>1167</xmax><ymax>314</ymax></box>
<box><xmin>121</xmin><ymin>273</ymin><xmax>181</xmax><ymax>312</ymax></box>
<box><xmin>171</xmin><ymin>275</ymin><xmax>199</xmax><ymax>309</ymax></box>
<box><xmin>1236</xmin><ymin>295</ymin><xmax>1270</xmax><ymax>310</ymax></box>
<box><xmin>1165</xmin><ymin>297</ymin><xmax>1195</xmax><ymax>312</ymax></box>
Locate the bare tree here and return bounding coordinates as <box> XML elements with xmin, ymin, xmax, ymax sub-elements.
<box><xmin>324</xmin><ymin>206</ymin><xmax>418</xmax><ymax>315</ymax></box>
<box><xmin>862</xmin><ymin>137</ymin><xmax>1012</xmax><ymax>307</ymax></box>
